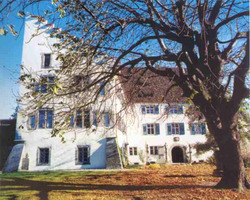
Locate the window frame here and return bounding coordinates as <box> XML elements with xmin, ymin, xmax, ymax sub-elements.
<box><xmin>34</xmin><ymin>76</ymin><xmax>55</xmax><ymax>94</ymax></box>
<box><xmin>143</xmin><ymin>123</ymin><xmax>160</xmax><ymax>135</ymax></box>
<box><xmin>129</xmin><ymin>147</ymin><xmax>138</xmax><ymax>156</ymax></box>
<box><xmin>141</xmin><ymin>105</ymin><xmax>159</xmax><ymax>114</ymax></box>
<box><xmin>43</xmin><ymin>53</ymin><xmax>52</xmax><ymax>68</ymax></box>
<box><xmin>28</xmin><ymin>114</ymin><xmax>36</xmax><ymax>130</ymax></box>
<box><xmin>76</xmin><ymin>145</ymin><xmax>90</xmax><ymax>165</ymax></box>
<box><xmin>165</xmin><ymin>104</ymin><xmax>183</xmax><ymax>114</ymax></box>
<box><xmin>191</xmin><ymin>123</ymin><xmax>206</xmax><ymax>135</ymax></box>
<box><xmin>37</xmin><ymin>147</ymin><xmax>50</xmax><ymax>166</ymax></box>
<box><xmin>38</xmin><ymin>109</ymin><xmax>54</xmax><ymax>129</ymax></box>
<box><xmin>150</xmin><ymin>146</ymin><xmax>159</xmax><ymax>155</ymax></box>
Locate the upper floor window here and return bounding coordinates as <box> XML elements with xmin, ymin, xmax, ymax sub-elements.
<box><xmin>143</xmin><ymin>123</ymin><xmax>160</xmax><ymax>135</ymax></box>
<box><xmin>129</xmin><ymin>147</ymin><xmax>138</xmax><ymax>156</ymax></box>
<box><xmin>34</xmin><ymin>76</ymin><xmax>55</xmax><ymax>94</ymax></box>
<box><xmin>38</xmin><ymin>147</ymin><xmax>50</xmax><ymax>165</ymax></box>
<box><xmin>76</xmin><ymin>145</ymin><xmax>90</xmax><ymax>165</ymax></box>
<box><xmin>165</xmin><ymin>104</ymin><xmax>183</xmax><ymax>114</ymax></box>
<box><xmin>141</xmin><ymin>105</ymin><xmax>159</xmax><ymax>114</ymax></box>
<box><xmin>191</xmin><ymin>123</ymin><xmax>206</xmax><ymax>135</ymax></box>
<box><xmin>43</xmin><ymin>54</ymin><xmax>51</xmax><ymax>68</ymax></box>
<box><xmin>167</xmin><ymin>123</ymin><xmax>185</xmax><ymax>135</ymax></box>
<box><xmin>39</xmin><ymin>109</ymin><xmax>54</xmax><ymax>129</ymax></box>
<box><xmin>74</xmin><ymin>75</ymin><xmax>91</xmax><ymax>89</ymax></box>
<box><xmin>71</xmin><ymin>110</ymin><xmax>91</xmax><ymax>128</ymax></box>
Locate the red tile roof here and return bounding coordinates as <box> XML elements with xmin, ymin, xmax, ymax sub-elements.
<box><xmin>119</xmin><ymin>67</ymin><xmax>186</xmax><ymax>103</ymax></box>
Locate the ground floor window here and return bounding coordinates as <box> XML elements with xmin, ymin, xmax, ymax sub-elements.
<box><xmin>129</xmin><ymin>147</ymin><xmax>138</xmax><ymax>156</ymax></box>
<box><xmin>76</xmin><ymin>146</ymin><xmax>90</xmax><ymax>164</ymax></box>
<box><xmin>150</xmin><ymin>146</ymin><xmax>159</xmax><ymax>155</ymax></box>
<box><xmin>38</xmin><ymin>148</ymin><xmax>50</xmax><ymax>165</ymax></box>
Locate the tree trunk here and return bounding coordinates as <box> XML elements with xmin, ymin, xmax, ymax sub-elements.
<box><xmin>215</xmin><ymin>128</ymin><xmax>249</xmax><ymax>190</ymax></box>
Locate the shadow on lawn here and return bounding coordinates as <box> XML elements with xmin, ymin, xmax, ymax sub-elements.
<box><xmin>1</xmin><ymin>177</ymin><xmax>213</xmax><ymax>200</ymax></box>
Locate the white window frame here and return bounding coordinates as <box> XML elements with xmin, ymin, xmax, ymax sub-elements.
<box><xmin>129</xmin><ymin>147</ymin><xmax>138</xmax><ymax>156</ymax></box>
<box><xmin>150</xmin><ymin>146</ymin><xmax>159</xmax><ymax>155</ymax></box>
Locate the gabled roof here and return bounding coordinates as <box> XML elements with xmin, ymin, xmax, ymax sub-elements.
<box><xmin>119</xmin><ymin>67</ymin><xmax>186</xmax><ymax>103</ymax></box>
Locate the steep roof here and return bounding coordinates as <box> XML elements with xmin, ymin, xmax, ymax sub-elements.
<box><xmin>119</xmin><ymin>67</ymin><xmax>186</xmax><ymax>103</ymax></box>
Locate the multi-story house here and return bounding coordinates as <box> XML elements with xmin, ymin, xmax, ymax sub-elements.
<box><xmin>3</xmin><ymin>17</ymin><xmax>211</xmax><ymax>172</ymax></box>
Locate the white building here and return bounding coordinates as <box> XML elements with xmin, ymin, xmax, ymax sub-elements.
<box><xmin>3</xmin><ymin>17</ymin><xmax>211</xmax><ymax>172</ymax></box>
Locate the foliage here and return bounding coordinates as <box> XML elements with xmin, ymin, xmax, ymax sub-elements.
<box><xmin>0</xmin><ymin>164</ymin><xmax>249</xmax><ymax>199</ymax></box>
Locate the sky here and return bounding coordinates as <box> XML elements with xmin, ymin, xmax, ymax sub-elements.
<box><xmin>0</xmin><ymin>13</ymin><xmax>24</xmax><ymax>119</ymax></box>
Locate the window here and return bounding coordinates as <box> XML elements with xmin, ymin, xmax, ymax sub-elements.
<box><xmin>129</xmin><ymin>147</ymin><xmax>138</xmax><ymax>156</ymax></box>
<box><xmin>99</xmin><ymin>82</ymin><xmax>105</xmax><ymax>95</ymax></box>
<box><xmin>34</xmin><ymin>76</ymin><xmax>55</xmax><ymax>94</ymax></box>
<box><xmin>141</xmin><ymin>105</ymin><xmax>159</xmax><ymax>114</ymax></box>
<box><xmin>167</xmin><ymin>123</ymin><xmax>185</xmax><ymax>135</ymax></box>
<box><xmin>70</xmin><ymin>110</ymin><xmax>91</xmax><ymax>128</ymax></box>
<box><xmin>150</xmin><ymin>146</ymin><xmax>159</xmax><ymax>155</ymax></box>
<box><xmin>76</xmin><ymin>146</ymin><xmax>90</xmax><ymax>164</ymax></box>
<box><xmin>143</xmin><ymin>123</ymin><xmax>160</xmax><ymax>135</ymax></box>
<box><xmin>38</xmin><ymin>148</ymin><xmax>50</xmax><ymax>165</ymax></box>
<box><xmin>74</xmin><ymin>75</ymin><xmax>90</xmax><ymax>88</ymax></box>
<box><xmin>76</xmin><ymin>110</ymin><xmax>82</xmax><ymax>128</ymax></box>
<box><xmin>191</xmin><ymin>123</ymin><xmax>206</xmax><ymax>135</ymax></box>
<box><xmin>84</xmin><ymin>110</ymin><xmax>90</xmax><ymax>128</ymax></box>
<box><xmin>43</xmin><ymin>54</ymin><xmax>51</xmax><ymax>68</ymax></box>
<box><xmin>28</xmin><ymin>115</ymin><xmax>36</xmax><ymax>129</ymax></box>
<box><xmin>104</xmin><ymin>113</ymin><xmax>109</xmax><ymax>127</ymax></box>
<box><xmin>38</xmin><ymin>109</ymin><xmax>53</xmax><ymax>129</ymax></box>
<box><xmin>165</xmin><ymin>104</ymin><xmax>183</xmax><ymax>114</ymax></box>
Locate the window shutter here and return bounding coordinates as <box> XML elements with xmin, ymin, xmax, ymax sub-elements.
<box><xmin>165</xmin><ymin>105</ymin><xmax>169</xmax><ymax>114</ymax></box>
<box><xmin>75</xmin><ymin>147</ymin><xmax>78</xmax><ymax>165</ymax></box>
<box><xmin>167</xmin><ymin>123</ymin><xmax>172</xmax><ymax>135</ymax></box>
<box><xmin>155</xmin><ymin>105</ymin><xmax>159</xmax><ymax>114</ymax></box>
<box><xmin>191</xmin><ymin>124</ymin><xmax>195</xmax><ymax>135</ymax></box>
<box><xmin>179</xmin><ymin>105</ymin><xmax>183</xmax><ymax>114</ymax></box>
<box><xmin>143</xmin><ymin>124</ymin><xmax>147</xmax><ymax>135</ymax></box>
<box><xmin>99</xmin><ymin>82</ymin><xmax>105</xmax><ymax>95</ymax></box>
<box><xmin>104</xmin><ymin>113</ymin><xmax>109</xmax><ymax>127</ymax></box>
<box><xmin>202</xmin><ymin>123</ymin><xmax>206</xmax><ymax>135</ymax></box>
<box><xmin>92</xmin><ymin>112</ymin><xmax>97</xmax><ymax>126</ymax></box>
<box><xmin>70</xmin><ymin>115</ymin><xmax>74</xmax><ymax>127</ymax></box>
<box><xmin>141</xmin><ymin>106</ymin><xmax>146</xmax><ymax>114</ymax></box>
<box><xmin>155</xmin><ymin>123</ymin><xmax>160</xmax><ymax>135</ymax></box>
<box><xmin>180</xmin><ymin>123</ymin><xmax>185</xmax><ymax>135</ymax></box>
<box><xmin>87</xmin><ymin>146</ymin><xmax>90</xmax><ymax>164</ymax></box>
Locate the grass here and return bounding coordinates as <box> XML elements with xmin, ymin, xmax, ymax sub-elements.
<box><xmin>0</xmin><ymin>164</ymin><xmax>249</xmax><ymax>200</ymax></box>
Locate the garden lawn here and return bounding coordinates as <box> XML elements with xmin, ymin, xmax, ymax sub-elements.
<box><xmin>0</xmin><ymin>164</ymin><xmax>249</xmax><ymax>200</ymax></box>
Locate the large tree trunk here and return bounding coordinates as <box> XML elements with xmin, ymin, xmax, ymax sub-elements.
<box><xmin>214</xmin><ymin>127</ymin><xmax>249</xmax><ymax>190</ymax></box>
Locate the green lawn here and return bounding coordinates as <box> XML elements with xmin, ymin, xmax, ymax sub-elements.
<box><xmin>0</xmin><ymin>164</ymin><xmax>249</xmax><ymax>200</ymax></box>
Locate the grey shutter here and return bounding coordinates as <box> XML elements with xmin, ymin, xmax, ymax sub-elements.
<box><xmin>155</xmin><ymin>105</ymin><xmax>159</xmax><ymax>114</ymax></box>
<box><xmin>180</xmin><ymin>123</ymin><xmax>185</xmax><ymax>135</ymax></box>
<box><xmin>155</xmin><ymin>123</ymin><xmax>160</xmax><ymax>135</ymax></box>
<box><xmin>141</xmin><ymin>106</ymin><xmax>146</xmax><ymax>114</ymax></box>
<box><xmin>165</xmin><ymin>105</ymin><xmax>169</xmax><ymax>114</ymax></box>
<box><xmin>143</xmin><ymin>124</ymin><xmax>147</xmax><ymax>135</ymax></box>
<box><xmin>202</xmin><ymin>123</ymin><xmax>206</xmax><ymax>135</ymax></box>
<box><xmin>167</xmin><ymin>123</ymin><xmax>172</xmax><ymax>135</ymax></box>
<box><xmin>75</xmin><ymin>147</ymin><xmax>78</xmax><ymax>165</ymax></box>
<box><xmin>179</xmin><ymin>105</ymin><xmax>183</xmax><ymax>114</ymax></box>
<box><xmin>191</xmin><ymin>124</ymin><xmax>195</xmax><ymax>135</ymax></box>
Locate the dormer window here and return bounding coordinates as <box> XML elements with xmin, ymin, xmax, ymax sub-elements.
<box><xmin>43</xmin><ymin>54</ymin><xmax>51</xmax><ymax>68</ymax></box>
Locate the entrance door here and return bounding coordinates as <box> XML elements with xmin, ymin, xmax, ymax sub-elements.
<box><xmin>172</xmin><ymin>147</ymin><xmax>184</xmax><ymax>163</ymax></box>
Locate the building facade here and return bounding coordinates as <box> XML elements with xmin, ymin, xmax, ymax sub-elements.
<box><xmin>3</xmin><ymin>17</ymin><xmax>212</xmax><ymax>172</ymax></box>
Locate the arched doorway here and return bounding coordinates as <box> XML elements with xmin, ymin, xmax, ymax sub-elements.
<box><xmin>172</xmin><ymin>146</ymin><xmax>184</xmax><ymax>163</ymax></box>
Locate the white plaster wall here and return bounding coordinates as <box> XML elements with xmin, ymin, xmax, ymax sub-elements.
<box><xmin>125</xmin><ymin>104</ymin><xmax>212</xmax><ymax>165</ymax></box>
